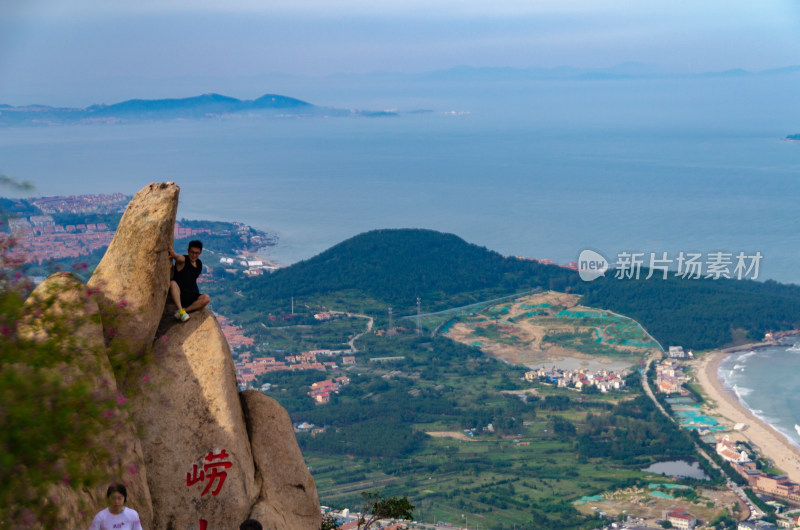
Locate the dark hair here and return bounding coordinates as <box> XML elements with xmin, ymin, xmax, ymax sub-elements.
<box><xmin>188</xmin><ymin>240</ymin><xmax>203</xmax><ymax>251</ymax></box>
<box><xmin>106</xmin><ymin>484</ymin><xmax>127</xmax><ymax>502</ymax></box>
<box><xmin>239</xmin><ymin>520</ymin><xmax>263</xmax><ymax>530</ymax></box>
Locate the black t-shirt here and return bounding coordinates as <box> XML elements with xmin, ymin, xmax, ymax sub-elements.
<box><xmin>173</xmin><ymin>256</ymin><xmax>202</xmax><ymax>297</ymax></box>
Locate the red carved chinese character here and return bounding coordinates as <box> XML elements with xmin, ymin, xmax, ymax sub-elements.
<box><xmin>199</xmin><ymin>520</ymin><xmax>208</xmax><ymax>530</ymax></box>
<box><xmin>201</xmin><ymin>461</ymin><xmax>232</xmax><ymax>497</ymax></box>
<box><xmin>200</xmin><ymin>449</ymin><xmax>233</xmax><ymax>497</ymax></box>
<box><xmin>186</xmin><ymin>463</ymin><xmax>205</xmax><ymax>487</ymax></box>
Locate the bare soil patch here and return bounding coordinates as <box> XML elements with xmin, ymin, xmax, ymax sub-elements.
<box><xmin>426</xmin><ymin>431</ymin><xmax>474</xmax><ymax>441</ymax></box>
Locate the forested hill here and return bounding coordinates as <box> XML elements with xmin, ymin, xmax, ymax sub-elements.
<box><xmin>581</xmin><ymin>275</ymin><xmax>800</xmax><ymax>349</ymax></box>
<box><xmin>225</xmin><ymin>229</ymin><xmax>580</xmax><ymax>314</ymax></box>
<box><xmin>218</xmin><ymin>228</ymin><xmax>800</xmax><ymax>350</ymax></box>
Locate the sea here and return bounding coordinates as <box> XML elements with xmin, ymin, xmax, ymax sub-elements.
<box><xmin>1</xmin><ymin>73</ymin><xmax>799</xmax><ymax>282</ymax></box>
<box><xmin>2</xmin><ymin>72</ymin><xmax>800</xmax><ymax>439</ymax></box>
<box><xmin>719</xmin><ymin>340</ymin><xmax>800</xmax><ymax>450</ymax></box>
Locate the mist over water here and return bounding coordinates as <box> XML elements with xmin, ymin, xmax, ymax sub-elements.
<box><xmin>1</xmin><ymin>74</ymin><xmax>799</xmax><ymax>283</ymax></box>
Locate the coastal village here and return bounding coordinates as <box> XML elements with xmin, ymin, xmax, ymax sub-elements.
<box><xmin>525</xmin><ymin>366</ymin><xmax>629</xmax><ymax>393</ymax></box>
<box><xmin>233</xmin><ymin>348</ymin><xmax>356</xmax><ymax>405</ymax></box>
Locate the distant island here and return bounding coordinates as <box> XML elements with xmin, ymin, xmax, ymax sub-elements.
<box><xmin>0</xmin><ymin>93</ymin><xmax>408</xmax><ymax>126</ymax></box>
<box><xmin>787</xmin><ymin>133</ymin><xmax>800</xmax><ymax>141</ymax></box>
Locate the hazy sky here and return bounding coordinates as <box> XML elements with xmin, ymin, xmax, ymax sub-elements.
<box><xmin>1</xmin><ymin>0</ymin><xmax>799</xmax><ymax>105</ymax></box>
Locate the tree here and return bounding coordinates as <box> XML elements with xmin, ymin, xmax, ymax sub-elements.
<box><xmin>357</xmin><ymin>491</ymin><xmax>414</xmax><ymax>530</ymax></box>
<box><xmin>320</xmin><ymin>513</ymin><xmax>342</xmax><ymax>530</ymax></box>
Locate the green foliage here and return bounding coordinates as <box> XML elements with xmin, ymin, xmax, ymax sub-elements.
<box><xmin>299</xmin><ymin>417</ymin><xmax>424</xmax><ymax>458</ymax></box>
<box><xmin>0</xmin><ymin>237</ymin><xmax>149</xmax><ymax>526</ymax></box>
<box><xmin>50</xmin><ymin>212</ymin><xmax>123</xmax><ymax>230</ymax></box>
<box><xmin>320</xmin><ymin>514</ymin><xmax>341</xmax><ymax>530</ymax></box>
<box><xmin>358</xmin><ymin>491</ymin><xmax>414</xmax><ymax>530</ymax></box>
<box><xmin>578</xmin><ymin>394</ymin><xmax>695</xmax><ymax>463</ymax></box>
<box><xmin>222</xmin><ymin>228</ymin><xmax>578</xmax><ymax>317</ymax></box>
<box><xmin>582</xmin><ymin>274</ymin><xmax>800</xmax><ymax>349</ymax></box>
<box><xmin>709</xmin><ymin>509</ymin><xmax>736</xmax><ymax>529</ymax></box>
<box><xmin>551</xmin><ymin>416</ymin><xmax>577</xmax><ymax>440</ymax></box>
<box><xmin>743</xmin><ymin>487</ymin><xmax>776</xmax><ymax>514</ymax></box>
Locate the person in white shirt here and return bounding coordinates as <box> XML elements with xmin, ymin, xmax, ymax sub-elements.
<box><xmin>89</xmin><ymin>484</ymin><xmax>142</xmax><ymax>530</ymax></box>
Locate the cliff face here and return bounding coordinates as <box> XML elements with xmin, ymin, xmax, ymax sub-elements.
<box><xmin>27</xmin><ymin>182</ymin><xmax>320</xmax><ymax>530</ymax></box>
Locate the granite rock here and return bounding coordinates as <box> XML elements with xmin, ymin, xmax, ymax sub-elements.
<box><xmin>133</xmin><ymin>308</ymin><xmax>258</xmax><ymax>529</ymax></box>
<box><xmin>88</xmin><ymin>182</ymin><xmax>179</xmax><ymax>359</ymax></box>
<box><xmin>240</xmin><ymin>390</ymin><xmax>322</xmax><ymax>530</ymax></box>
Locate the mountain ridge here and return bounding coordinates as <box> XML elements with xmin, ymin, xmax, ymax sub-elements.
<box><xmin>0</xmin><ymin>92</ymin><xmax>396</xmax><ymax>125</ymax></box>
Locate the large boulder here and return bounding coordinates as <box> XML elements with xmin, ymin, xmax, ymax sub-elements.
<box><xmin>132</xmin><ymin>308</ymin><xmax>258</xmax><ymax>529</ymax></box>
<box><xmin>15</xmin><ymin>181</ymin><xmax>321</xmax><ymax>528</ymax></box>
<box><xmin>240</xmin><ymin>390</ymin><xmax>322</xmax><ymax>530</ymax></box>
<box><xmin>20</xmin><ymin>273</ymin><xmax>153</xmax><ymax>528</ymax></box>
<box><xmin>88</xmin><ymin>182</ymin><xmax>179</xmax><ymax>359</ymax></box>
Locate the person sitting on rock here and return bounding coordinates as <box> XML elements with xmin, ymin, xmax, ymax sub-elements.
<box><xmin>89</xmin><ymin>484</ymin><xmax>142</xmax><ymax>530</ymax></box>
<box><xmin>239</xmin><ymin>520</ymin><xmax>263</xmax><ymax>530</ymax></box>
<box><xmin>168</xmin><ymin>240</ymin><xmax>210</xmax><ymax>322</ymax></box>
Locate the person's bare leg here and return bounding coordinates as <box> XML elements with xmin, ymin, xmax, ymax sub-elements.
<box><xmin>185</xmin><ymin>294</ymin><xmax>210</xmax><ymax>313</ymax></box>
<box><xmin>169</xmin><ymin>280</ymin><xmax>184</xmax><ymax>310</ymax></box>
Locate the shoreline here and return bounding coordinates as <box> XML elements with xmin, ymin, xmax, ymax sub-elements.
<box><xmin>692</xmin><ymin>345</ymin><xmax>800</xmax><ymax>483</ymax></box>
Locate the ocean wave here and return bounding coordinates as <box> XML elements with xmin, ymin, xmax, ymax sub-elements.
<box><xmin>733</xmin><ymin>384</ymin><xmax>752</xmax><ymax>399</ymax></box>
<box><xmin>733</xmin><ymin>364</ymin><xmax>745</xmax><ymax>371</ymax></box>
<box><xmin>795</xmin><ymin>424</ymin><xmax>800</xmax><ymax>438</ymax></box>
<box><xmin>770</xmin><ymin>424</ymin><xmax>800</xmax><ymax>450</ymax></box>
<box><xmin>737</xmin><ymin>350</ymin><xmax>757</xmax><ymax>361</ymax></box>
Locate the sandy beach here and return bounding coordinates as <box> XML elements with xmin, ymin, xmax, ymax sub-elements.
<box><xmin>692</xmin><ymin>348</ymin><xmax>800</xmax><ymax>483</ymax></box>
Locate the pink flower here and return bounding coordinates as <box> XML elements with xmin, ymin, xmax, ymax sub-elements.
<box><xmin>61</xmin><ymin>475</ymin><xmax>71</xmax><ymax>484</ymax></box>
<box><xmin>116</xmin><ymin>394</ymin><xmax>127</xmax><ymax>405</ymax></box>
<box><xmin>128</xmin><ymin>464</ymin><xmax>138</xmax><ymax>475</ymax></box>
<box><xmin>118</xmin><ymin>300</ymin><xmax>128</xmax><ymax>309</ymax></box>
<box><xmin>107</xmin><ymin>328</ymin><xmax>115</xmax><ymax>337</ymax></box>
<box><xmin>142</xmin><ymin>376</ymin><xmax>151</xmax><ymax>383</ymax></box>
<box><xmin>102</xmin><ymin>410</ymin><xmax>114</xmax><ymax>419</ymax></box>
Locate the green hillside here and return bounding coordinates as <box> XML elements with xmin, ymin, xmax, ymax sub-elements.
<box><xmin>216</xmin><ymin>228</ymin><xmax>580</xmax><ymax>316</ymax></box>
<box><xmin>212</xmin><ymin>228</ymin><xmax>800</xmax><ymax>351</ymax></box>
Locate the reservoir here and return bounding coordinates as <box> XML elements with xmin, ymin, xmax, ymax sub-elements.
<box><xmin>643</xmin><ymin>460</ymin><xmax>710</xmax><ymax>480</ymax></box>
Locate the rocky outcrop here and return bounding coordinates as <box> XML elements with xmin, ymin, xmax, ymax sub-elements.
<box><xmin>88</xmin><ymin>181</ymin><xmax>178</xmax><ymax>357</ymax></box>
<box><xmin>23</xmin><ymin>182</ymin><xmax>320</xmax><ymax>529</ymax></box>
<box><xmin>241</xmin><ymin>391</ymin><xmax>322</xmax><ymax>530</ymax></box>
<box><xmin>134</xmin><ymin>308</ymin><xmax>258</xmax><ymax>528</ymax></box>
<box><xmin>20</xmin><ymin>273</ymin><xmax>153</xmax><ymax>528</ymax></box>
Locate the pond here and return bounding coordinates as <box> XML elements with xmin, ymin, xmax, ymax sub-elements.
<box><xmin>642</xmin><ymin>460</ymin><xmax>710</xmax><ymax>480</ymax></box>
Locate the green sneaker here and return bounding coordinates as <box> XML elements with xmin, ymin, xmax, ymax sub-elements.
<box><xmin>175</xmin><ymin>309</ymin><xmax>190</xmax><ymax>322</ymax></box>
